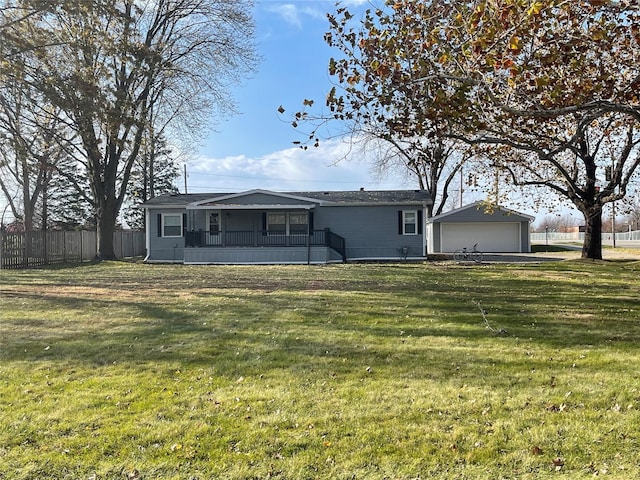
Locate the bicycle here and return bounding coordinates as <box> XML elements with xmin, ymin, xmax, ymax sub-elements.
<box><xmin>453</xmin><ymin>243</ymin><xmax>483</xmax><ymax>263</ymax></box>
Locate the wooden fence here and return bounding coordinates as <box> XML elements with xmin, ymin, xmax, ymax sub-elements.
<box><xmin>0</xmin><ymin>230</ymin><xmax>145</xmax><ymax>269</ymax></box>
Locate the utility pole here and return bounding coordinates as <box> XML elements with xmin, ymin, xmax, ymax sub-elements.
<box><xmin>610</xmin><ymin>158</ymin><xmax>616</xmax><ymax>248</ymax></box>
<box><xmin>603</xmin><ymin>160</ymin><xmax>617</xmax><ymax>248</ymax></box>
<box><xmin>459</xmin><ymin>168</ymin><xmax>463</xmax><ymax>208</ymax></box>
<box><xmin>184</xmin><ymin>164</ymin><xmax>188</xmax><ymax>194</ymax></box>
<box><xmin>612</xmin><ymin>197</ymin><xmax>616</xmax><ymax>248</ymax></box>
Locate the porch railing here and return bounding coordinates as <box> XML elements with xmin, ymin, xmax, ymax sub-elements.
<box><xmin>327</xmin><ymin>230</ymin><xmax>347</xmax><ymax>263</ymax></box>
<box><xmin>185</xmin><ymin>228</ymin><xmax>347</xmax><ymax>261</ymax></box>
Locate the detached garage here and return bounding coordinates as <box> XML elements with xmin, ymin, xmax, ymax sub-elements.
<box><xmin>427</xmin><ymin>202</ymin><xmax>533</xmax><ymax>253</ymax></box>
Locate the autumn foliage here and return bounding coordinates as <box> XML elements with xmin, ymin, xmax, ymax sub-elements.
<box><xmin>303</xmin><ymin>0</ymin><xmax>640</xmax><ymax>259</ymax></box>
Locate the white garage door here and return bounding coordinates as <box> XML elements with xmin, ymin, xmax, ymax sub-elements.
<box><xmin>441</xmin><ymin>222</ymin><xmax>521</xmax><ymax>253</ymax></box>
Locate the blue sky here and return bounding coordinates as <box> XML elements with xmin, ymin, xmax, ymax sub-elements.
<box><xmin>184</xmin><ymin>1</ymin><xmax>569</xmax><ymax>225</ymax></box>
<box><xmin>186</xmin><ymin>0</ymin><xmax>416</xmax><ymax>194</ymax></box>
<box><xmin>0</xmin><ymin>0</ymin><xmax>563</xmax><ymax>225</ymax></box>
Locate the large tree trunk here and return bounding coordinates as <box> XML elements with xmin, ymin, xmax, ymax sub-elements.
<box><xmin>96</xmin><ymin>201</ymin><xmax>118</xmax><ymax>260</ymax></box>
<box><xmin>581</xmin><ymin>206</ymin><xmax>603</xmax><ymax>260</ymax></box>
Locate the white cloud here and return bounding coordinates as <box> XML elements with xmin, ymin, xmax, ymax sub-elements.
<box><xmin>185</xmin><ymin>139</ymin><xmax>413</xmax><ymax>194</ymax></box>
<box><xmin>267</xmin><ymin>4</ymin><xmax>303</xmax><ymax>28</ymax></box>
<box><xmin>263</xmin><ymin>2</ymin><xmax>331</xmax><ymax>29</ymax></box>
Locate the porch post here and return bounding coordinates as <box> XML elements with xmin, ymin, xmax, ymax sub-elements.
<box><xmin>221</xmin><ymin>211</ymin><xmax>226</xmax><ymax>247</ymax></box>
<box><xmin>306</xmin><ymin>212</ymin><xmax>311</xmax><ymax>265</ymax></box>
<box><xmin>254</xmin><ymin>216</ymin><xmax>258</xmax><ymax>247</ymax></box>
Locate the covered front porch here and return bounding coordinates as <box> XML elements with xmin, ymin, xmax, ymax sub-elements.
<box><xmin>183</xmin><ymin>207</ymin><xmax>346</xmax><ymax>264</ymax></box>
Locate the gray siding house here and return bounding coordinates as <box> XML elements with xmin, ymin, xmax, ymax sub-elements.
<box><xmin>142</xmin><ymin>189</ymin><xmax>432</xmax><ymax>264</ymax></box>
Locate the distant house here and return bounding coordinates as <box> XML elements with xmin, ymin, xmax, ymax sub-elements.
<box><xmin>427</xmin><ymin>202</ymin><xmax>533</xmax><ymax>253</ymax></box>
<box><xmin>142</xmin><ymin>189</ymin><xmax>432</xmax><ymax>264</ymax></box>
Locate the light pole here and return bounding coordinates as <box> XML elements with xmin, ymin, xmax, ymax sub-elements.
<box><xmin>545</xmin><ymin>224</ymin><xmax>549</xmax><ymax>246</ymax></box>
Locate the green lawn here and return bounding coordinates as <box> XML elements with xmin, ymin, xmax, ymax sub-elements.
<box><xmin>1</xmin><ymin>260</ymin><xmax>640</xmax><ymax>479</ymax></box>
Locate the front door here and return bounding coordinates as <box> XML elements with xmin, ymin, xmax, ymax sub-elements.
<box><xmin>208</xmin><ymin>212</ymin><xmax>221</xmax><ymax>245</ymax></box>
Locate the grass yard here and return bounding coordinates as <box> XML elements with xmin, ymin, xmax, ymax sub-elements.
<box><xmin>1</xmin><ymin>260</ymin><xmax>640</xmax><ymax>479</ymax></box>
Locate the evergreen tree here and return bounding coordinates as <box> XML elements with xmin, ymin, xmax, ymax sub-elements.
<box><xmin>123</xmin><ymin>132</ymin><xmax>179</xmax><ymax>230</ymax></box>
<box><xmin>45</xmin><ymin>155</ymin><xmax>95</xmax><ymax>230</ymax></box>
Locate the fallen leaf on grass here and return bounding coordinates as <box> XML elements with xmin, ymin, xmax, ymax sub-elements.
<box><xmin>530</xmin><ymin>445</ymin><xmax>544</xmax><ymax>455</ymax></box>
<box><xmin>545</xmin><ymin>403</ymin><xmax>567</xmax><ymax>412</ymax></box>
<box><xmin>552</xmin><ymin>457</ymin><xmax>565</xmax><ymax>471</ymax></box>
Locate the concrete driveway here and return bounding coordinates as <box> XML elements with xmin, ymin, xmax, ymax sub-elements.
<box><xmin>481</xmin><ymin>245</ymin><xmax>640</xmax><ymax>263</ymax></box>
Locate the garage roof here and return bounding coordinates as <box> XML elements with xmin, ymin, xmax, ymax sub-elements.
<box><xmin>428</xmin><ymin>201</ymin><xmax>534</xmax><ymax>223</ymax></box>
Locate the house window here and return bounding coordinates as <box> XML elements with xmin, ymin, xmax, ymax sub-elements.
<box><xmin>289</xmin><ymin>212</ymin><xmax>308</xmax><ymax>234</ymax></box>
<box><xmin>267</xmin><ymin>213</ymin><xmax>286</xmax><ymax>233</ymax></box>
<box><xmin>209</xmin><ymin>213</ymin><xmax>220</xmax><ymax>235</ymax></box>
<box><xmin>162</xmin><ymin>214</ymin><xmax>183</xmax><ymax>237</ymax></box>
<box><xmin>403</xmin><ymin>210</ymin><xmax>418</xmax><ymax>235</ymax></box>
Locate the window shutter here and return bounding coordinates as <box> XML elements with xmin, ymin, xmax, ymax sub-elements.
<box><xmin>418</xmin><ymin>210</ymin><xmax>423</xmax><ymax>234</ymax></box>
<box><xmin>157</xmin><ymin>214</ymin><xmax>162</xmax><ymax>237</ymax></box>
<box><xmin>262</xmin><ymin>212</ymin><xmax>267</xmax><ymax>235</ymax></box>
<box><xmin>309</xmin><ymin>211</ymin><xmax>314</xmax><ymax>233</ymax></box>
<box><xmin>398</xmin><ymin>211</ymin><xmax>403</xmax><ymax>235</ymax></box>
<box><xmin>182</xmin><ymin>213</ymin><xmax>187</xmax><ymax>236</ymax></box>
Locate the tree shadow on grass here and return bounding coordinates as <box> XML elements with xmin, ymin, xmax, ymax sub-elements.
<box><xmin>2</xmin><ymin>261</ymin><xmax>638</xmax><ymax>378</ymax></box>
<box><xmin>2</xmin><ymin>284</ymin><xmax>638</xmax><ymax>389</ymax></box>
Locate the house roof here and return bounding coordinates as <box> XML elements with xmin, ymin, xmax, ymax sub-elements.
<box><xmin>142</xmin><ymin>189</ymin><xmax>432</xmax><ymax>208</ymax></box>
<box><xmin>427</xmin><ymin>201</ymin><xmax>534</xmax><ymax>223</ymax></box>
